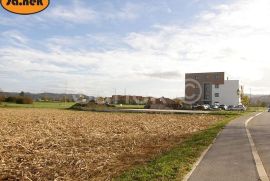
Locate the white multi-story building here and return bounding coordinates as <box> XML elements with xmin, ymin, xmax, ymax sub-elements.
<box><xmin>185</xmin><ymin>72</ymin><xmax>242</xmax><ymax>105</ymax></box>
<box><xmin>211</xmin><ymin>80</ymin><xmax>241</xmax><ymax>105</ymax></box>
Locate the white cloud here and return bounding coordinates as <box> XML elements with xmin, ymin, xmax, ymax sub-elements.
<box><xmin>124</xmin><ymin>0</ymin><xmax>270</xmax><ymax>94</ymax></box>
<box><xmin>1</xmin><ymin>0</ymin><xmax>270</xmax><ymax>96</ymax></box>
<box><xmin>0</xmin><ymin>1</ymin><xmax>142</xmax><ymax>26</ymax></box>
<box><xmin>104</xmin><ymin>2</ymin><xmax>141</xmax><ymax>21</ymax></box>
<box><xmin>142</xmin><ymin>71</ymin><xmax>182</xmax><ymax>80</ymax></box>
<box><xmin>1</xmin><ymin>30</ymin><xmax>29</xmax><ymax>46</ymax></box>
<box><xmin>43</xmin><ymin>1</ymin><xmax>145</xmax><ymax>24</ymax></box>
<box><xmin>45</xmin><ymin>1</ymin><xmax>97</xmax><ymax>23</ymax></box>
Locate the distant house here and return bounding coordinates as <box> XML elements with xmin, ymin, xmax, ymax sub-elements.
<box><xmin>111</xmin><ymin>95</ymin><xmax>146</xmax><ymax>105</ymax></box>
<box><xmin>104</xmin><ymin>97</ymin><xmax>112</xmax><ymax>104</ymax></box>
<box><xmin>145</xmin><ymin>97</ymin><xmax>182</xmax><ymax>110</ymax></box>
<box><xmin>95</xmin><ymin>97</ymin><xmax>105</xmax><ymax>105</ymax></box>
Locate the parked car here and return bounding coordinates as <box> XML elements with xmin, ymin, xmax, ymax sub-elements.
<box><xmin>232</xmin><ymin>105</ymin><xmax>246</xmax><ymax>111</ymax></box>
<box><xmin>203</xmin><ymin>104</ymin><xmax>211</xmax><ymax>110</ymax></box>
<box><xmin>219</xmin><ymin>105</ymin><xmax>228</xmax><ymax>110</ymax></box>
<box><xmin>192</xmin><ymin>105</ymin><xmax>200</xmax><ymax>110</ymax></box>
<box><xmin>210</xmin><ymin>105</ymin><xmax>221</xmax><ymax>110</ymax></box>
<box><xmin>228</xmin><ymin>105</ymin><xmax>235</xmax><ymax>111</ymax></box>
<box><xmin>192</xmin><ymin>104</ymin><xmax>210</xmax><ymax>110</ymax></box>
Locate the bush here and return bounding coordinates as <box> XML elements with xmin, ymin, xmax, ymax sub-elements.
<box><xmin>15</xmin><ymin>97</ymin><xmax>33</xmax><ymax>104</ymax></box>
<box><xmin>5</xmin><ymin>96</ymin><xmax>33</xmax><ymax>104</ymax></box>
<box><xmin>0</xmin><ymin>96</ymin><xmax>5</xmax><ymax>103</ymax></box>
<box><xmin>5</xmin><ymin>96</ymin><xmax>17</xmax><ymax>103</ymax></box>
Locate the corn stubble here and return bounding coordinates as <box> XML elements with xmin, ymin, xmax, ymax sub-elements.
<box><xmin>0</xmin><ymin>109</ymin><xmax>221</xmax><ymax>180</ymax></box>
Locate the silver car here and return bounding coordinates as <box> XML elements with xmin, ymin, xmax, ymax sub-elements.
<box><xmin>232</xmin><ymin>105</ymin><xmax>246</xmax><ymax>111</ymax></box>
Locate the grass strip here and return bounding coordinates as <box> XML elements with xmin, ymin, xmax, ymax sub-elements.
<box><xmin>114</xmin><ymin>114</ymin><xmax>240</xmax><ymax>181</ymax></box>
<box><xmin>0</xmin><ymin>102</ymin><xmax>75</xmax><ymax>109</ymax></box>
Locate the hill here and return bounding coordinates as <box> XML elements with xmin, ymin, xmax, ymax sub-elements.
<box><xmin>250</xmin><ymin>94</ymin><xmax>270</xmax><ymax>106</ymax></box>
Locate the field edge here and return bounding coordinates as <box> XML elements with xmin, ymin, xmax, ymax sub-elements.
<box><xmin>113</xmin><ymin>114</ymin><xmax>242</xmax><ymax>181</ymax></box>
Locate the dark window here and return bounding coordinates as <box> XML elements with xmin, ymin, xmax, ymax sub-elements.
<box><xmin>215</xmin><ymin>74</ymin><xmax>220</xmax><ymax>80</ymax></box>
<box><xmin>194</xmin><ymin>76</ymin><xmax>199</xmax><ymax>80</ymax></box>
<box><xmin>215</xmin><ymin>93</ymin><xmax>219</xmax><ymax>97</ymax></box>
<box><xmin>215</xmin><ymin>84</ymin><xmax>219</xmax><ymax>88</ymax></box>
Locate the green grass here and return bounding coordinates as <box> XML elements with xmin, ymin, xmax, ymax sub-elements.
<box><xmin>0</xmin><ymin>102</ymin><xmax>75</xmax><ymax>109</ymax></box>
<box><xmin>209</xmin><ymin>106</ymin><xmax>266</xmax><ymax>116</ymax></box>
<box><xmin>247</xmin><ymin>106</ymin><xmax>267</xmax><ymax>112</ymax></box>
<box><xmin>114</xmin><ymin>113</ymin><xmax>245</xmax><ymax>181</ymax></box>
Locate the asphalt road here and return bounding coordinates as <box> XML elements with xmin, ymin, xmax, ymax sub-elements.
<box><xmin>188</xmin><ymin>113</ymin><xmax>262</xmax><ymax>181</ymax></box>
<box><xmin>249</xmin><ymin>112</ymin><xmax>270</xmax><ymax>180</ymax></box>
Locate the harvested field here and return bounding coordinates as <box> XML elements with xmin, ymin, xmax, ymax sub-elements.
<box><xmin>0</xmin><ymin>108</ymin><xmax>223</xmax><ymax>180</ymax></box>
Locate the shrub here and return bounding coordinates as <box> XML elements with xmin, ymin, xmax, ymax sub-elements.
<box><xmin>5</xmin><ymin>96</ymin><xmax>17</xmax><ymax>103</ymax></box>
<box><xmin>15</xmin><ymin>97</ymin><xmax>33</xmax><ymax>104</ymax></box>
<box><xmin>5</xmin><ymin>96</ymin><xmax>33</xmax><ymax>104</ymax></box>
<box><xmin>0</xmin><ymin>96</ymin><xmax>5</xmax><ymax>103</ymax></box>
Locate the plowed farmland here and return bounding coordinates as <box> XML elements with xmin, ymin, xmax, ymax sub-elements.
<box><xmin>0</xmin><ymin>108</ymin><xmax>223</xmax><ymax>180</ymax></box>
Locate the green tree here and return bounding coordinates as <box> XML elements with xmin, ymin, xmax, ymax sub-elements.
<box><xmin>241</xmin><ymin>95</ymin><xmax>250</xmax><ymax>106</ymax></box>
<box><xmin>260</xmin><ymin>102</ymin><xmax>267</xmax><ymax>107</ymax></box>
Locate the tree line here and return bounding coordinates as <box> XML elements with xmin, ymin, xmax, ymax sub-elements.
<box><xmin>0</xmin><ymin>91</ymin><xmax>33</xmax><ymax>104</ymax></box>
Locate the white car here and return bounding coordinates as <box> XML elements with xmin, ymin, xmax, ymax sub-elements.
<box><xmin>203</xmin><ymin>104</ymin><xmax>211</xmax><ymax>110</ymax></box>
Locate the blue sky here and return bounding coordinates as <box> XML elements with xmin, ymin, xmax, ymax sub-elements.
<box><xmin>1</xmin><ymin>0</ymin><xmax>270</xmax><ymax>97</ymax></box>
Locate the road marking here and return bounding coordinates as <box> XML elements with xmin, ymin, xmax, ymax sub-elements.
<box><xmin>245</xmin><ymin>112</ymin><xmax>269</xmax><ymax>181</ymax></box>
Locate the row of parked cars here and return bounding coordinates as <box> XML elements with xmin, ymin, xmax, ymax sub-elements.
<box><xmin>193</xmin><ymin>104</ymin><xmax>247</xmax><ymax>111</ymax></box>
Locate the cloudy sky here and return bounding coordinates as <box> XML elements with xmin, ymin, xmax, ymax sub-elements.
<box><xmin>0</xmin><ymin>0</ymin><xmax>270</xmax><ymax>97</ymax></box>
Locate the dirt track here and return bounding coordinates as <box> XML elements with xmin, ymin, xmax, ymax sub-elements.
<box><xmin>0</xmin><ymin>108</ymin><xmax>222</xmax><ymax>180</ymax></box>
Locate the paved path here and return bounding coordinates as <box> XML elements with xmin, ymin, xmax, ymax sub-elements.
<box><xmin>188</xmin><ymin>113</ymin><xmax>261</xmax><ymax>181</ymax></box>
<box><xmin>249</xmin><ymin>112</ymin><xmax>270</xmax><ymax>180</ymax></box>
